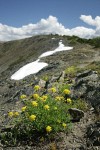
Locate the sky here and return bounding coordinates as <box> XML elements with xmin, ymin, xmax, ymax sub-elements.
<box><xmin>0</xmin><ymin>0</ymin><xmax>100</xmax><ymax>41</ymax></box>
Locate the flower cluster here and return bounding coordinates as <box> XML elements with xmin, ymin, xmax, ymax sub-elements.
<box><xmin>40</xmin><ymin>95</ymin><xmax>48</xmax><ymax>102</ymax></box>
<box><xmin>29</xmin><ymin>115</ymin><xmax>36</xmax><ymax>121</ymax></box>
<box><xmin>33</xmin><ymin>94</ymin><xmax>39</xmax><ymax>100</ymax></box>
<box><xmin>20</xmin><ymin>94</ymin><xmax>27</xmax><ymax>99</ymax></box>
<box><xmin>48</xmin><ymin>87</ymin><xmax>56</xmax><ymax>93</ymax></box>
<box><xmin>21</xmin><ymin>106</ymin><xmax>27</xmax><ymax>112</ymax></box>
<box><xmin>8</xmin><ymin>112</ymin><xmax>13</xmax><ymax>117</ymax></box>
<box><xmin>46</xmin><ymin>126</ymin><xmax>52</xmax><ymax>132</ymax></box>
<box><xmin>34</xmin><ymin>85</ymin><xmax>41</xmax><ymax>91</ymax></box>
<box><xmin>31</xmin><ymin>101</ymin><xmax>38</xmax><ymax>107</ymax></box>
<box><xmin>7</xmin><ymin>83</ymin><xmax>74</xmax><ymax>141</ymax></box>
<box><xmin>44</xmin><ymin>105</ymin><xmax>50</xmax><ymax>110</ymax></box>
<box><xmin>55</xmin><ymin>96</ymin><xmax>64</xmax><ymax>101</ymax></box>
<box><xmin>63</xmin><ymin>89</ymin><xmax>71</xmax><ymax>95</ymax></box>
<box><xmin>66</xmin><ymin>98</ymin><xmax>72</xmax><ymax>104</ymax></box>
<box><xmin>62</xmin><ymin>123</ymin><xmax>67</xmax><ymax>128</ymax></box>
<box><xmin>8</xmin><ymin>111</ymin><xmax>19</xmax><ymax>117</ymax></box>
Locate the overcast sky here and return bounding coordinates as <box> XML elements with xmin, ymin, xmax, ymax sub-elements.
<box><xmin>0</xmin><ymin>0</ymin><xmax>100</xmax><ymax>41</ymax></box>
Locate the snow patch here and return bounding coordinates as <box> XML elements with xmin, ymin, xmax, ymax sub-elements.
<box><xmin>11</xmin><ymin>41</ymin><xmax>73</xmax><ymax>80</ymax></box>
<box><xmin>39</xmin><ymin>41</ymin><xmax>73</xmax><ymax>58</ymax></box>
<box><xmin>11</xmin><ymin>59</ymin><xmax>48</xmax><ymax>80</ymax></box>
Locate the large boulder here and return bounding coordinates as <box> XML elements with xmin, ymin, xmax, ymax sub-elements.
<box><xmin>68</xmin><ymin>108</ymin><xmax>84</xmax><ymax>122</ymax></box>
<box><xmin>71</xmin><ymin>70</ymin><xmax>100</xmax><ymax>112</ymax></box>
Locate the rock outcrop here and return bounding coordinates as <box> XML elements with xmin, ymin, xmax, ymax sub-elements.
<box><xmin>71</xmin><ymin>70</ymin><xmax>100</xmax><ymax>112</ymax></box>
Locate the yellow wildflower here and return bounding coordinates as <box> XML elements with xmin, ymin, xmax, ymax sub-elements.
<box><xmin>46</xmin><ymin>126</ymin><xmax>52</xmax><ymax>132</ymax></box>
<box><xmin>41</xmin><ymin>95</ymin><xmax>48</xmax><ymax>102</ymax></box>
<box><xmin>20</xmin><ymin>94</ymin><xmax>27</xmax><ymax>99</ymax></box>
<box><xmin>49</xmin><ymin>87</ymin><xmax>56</xmax><ymax>93</ymax></box>
<box><xmin>31</xmin><ymin>101</ymin><xmax>38</xmax><ymax>107</ymax></box>
<box><xmin>21</xmin><ymin>106</ymin><xmax>27</xmax><ymax>112</ymax></box>
<box><xmin>8</xmin><ymin>112</ymin><xmax>13</xmax><ymax>117</ymax></box>
<box><xmin>33</xmin><ymin>94</ymin><xmax>39</xmax><ymax>100</ymax></box>
<box><xmin>44</xmin><ymin>105</ymin><xmax>50</xmax><ymax>110</ymax></box>
<box><xmin>13</xmin><ymin>112</ymin><xmax>19</xmax><ymax>117</ymax></box>
<box><xmin>55</xmin><ymin>96</ymin><xmax>61</xmax><ymax>101</ymax></box>
<box><xmin>29</xmin><ymin>115</ymin><xmax>36</xmax><ymax>121</ymax></box>
<box><xmin>54</xmin><ymin>106</ymin><xmax>57</xmax><ymax>110</ymax></box>
<box><xmin>57</xmin><ymin>119</ymin><xmax>61</xmax><ymax>123</ymax></box>
<box><xmin>66</xmin><ymin>98</ymin><xmax>72</xmax><ymax>104</ymax></box>
<box><xmin>34</xmin><ymin>85</ymin><xmax>41</xmax><ymax>91</ymax></box>
<box><xmin>63</xmin><ymin>89</ymin><xmax>71</xmax><ymax>95</ymax></box>
<box><xmin>62</xmin><ymin>123</ymin><xmax>67</xmax><ymax>128</ymax></box>
<box><xmin>60</xmin><ymin>96</ymin><xmax>64</xmax><ymax>100</ymax></box>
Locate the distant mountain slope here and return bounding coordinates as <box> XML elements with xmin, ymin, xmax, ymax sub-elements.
<box><xmin>0</xmin><ymin>35</ymin><xmax>100</xmax><ymax>80</ymax></box>
<box><xmin>0</xmin><ymin>35</ymin><xmax>58</xmax><ymax>74</ymax></box>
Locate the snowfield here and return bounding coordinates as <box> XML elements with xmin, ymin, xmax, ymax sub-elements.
<box><xmin>11</xmin><ymin>41</ymin><xmax>73</xmax><ymax>80</ymax></box>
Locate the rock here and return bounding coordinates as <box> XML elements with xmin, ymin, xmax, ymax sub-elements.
<box><xmin>59</xmin><ymin>71</ymin><xmax>65</xmax><ymax>82</ymax></box>
<box><xmin>50</xmin><ymin>76</ymin><xmax>59</xmax><ymax>82</ymax></box>
<box><xmin>87</xmin><ymin>121</ymin><xmax>100</xmax><ymax>146</ymax></box>
<box><xmin>8</xmin><ymin>82</ymin><xmax>16</xmax><ymax>88</ymax></box>
<box><xmin>68</xmin><ymin>108</ymin><xmax>84</xmax><ymax>122</ymax></box>
<box><xmin>76</xmin><ymin>70</ymin><xmax>98</xmax><ymax>80</ymax></box>
<box><xmin>38</xmin><ymin>79</ymin><xmax>46</xmax><ymax>88</ymax></box>
<box><xmin>71</xmin><ymin>70</ymin><xmax>100</xmax><ymax>112</ymax></box>
<box><xmin>51</xmin><ymin>74</ymin><xmax>61</xmax><ymax>82</ymax></box>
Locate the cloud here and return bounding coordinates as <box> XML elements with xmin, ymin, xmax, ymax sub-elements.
<box><xmin>80</xmin><ymin>15</ymin><xmax>96</xmax><ymax>26</ymax></box>
<box><xmin>80</xmin><ymin>15</ymin><xmax>100</xmax><ymax>27</ymax></box>
<box><xmin>0</xmin><ymin>15</ymin><xmax>100</xmax><ymax>41</ymax></box>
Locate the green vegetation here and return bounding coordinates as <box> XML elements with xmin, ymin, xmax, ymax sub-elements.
<box><xmin>66</xmin><ymin>35</ymin><xmax>100</xmax><ymax>48</ymax></box>
<box><xmin>65</xmin><ymin>66</ymin><xmax>77</xmax><ymax>78</ymax></box>
<box><xmin>72</xmin><ymin>99</ymin><xmax>88</xmax><ymax>111</ymax></box>
<box><xmin>88</xmin><ymin>37</ymin><xmax>100</xmax><ymax>48</ymax></box>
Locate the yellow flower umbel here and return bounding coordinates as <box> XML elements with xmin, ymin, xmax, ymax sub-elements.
<box><xmin>8</xmin><ymin>112</ymin><xmax>13</xmax><ymax>117</ymax></box>
<box><xmin>54</xmin><ymin>106</ymin><xmax>57</xmax><ymax>110</ymax></box>
<box><xmin>46</xmin><ymin>126</ymin><xmax>52</xmax><ymax>133</ymax></box>
<box><xmin>63</xmin><ymin>89</ymin><xmax>71</xmax><ymax>95</ymax></box>
<box><xmin>13</xmin><ymin>112</ymin><xmax>19</xmax><ymax>117</ymax></box>
<box><xmin>49</xmin><ymin>87</ymin><xmax>56</xmax><ymax>93</ymax></box>
<box><xmin>21</xmin><ymin>106</ymin><xmax>27</xmax><ymax>112</ymax></box>
<box><xmin>66</xmin><ymin>98</ymin><xmax>72</xmax><ymax>104</ymax></box>
<box><xmin>31</xmin><ymin>101</ymin><xmax>38</xmax><ymax>107</ymax></box>
<box><xmin>62</xmin><ymin>123</ymin><xmax>67</xmax><ymax>128</ymax></box>
<box><xmin>41</xmin><ymin>95</ymin><xmax>48</xmax><ymax>102</ymax></box>
<box><xmin>55</xmin><ymin>96</ymin><xmax>61</xmax><ymax>101</ymax></box>
<box><xmin>34</xmin><ymin>85</ymin><xmax>41</xmax><ymax>91</ymax></box>
<box><xmin>20</xmin><ymin>94</ymin><xmax>27</xmax><ymax>99</ymax></box>
<box><xmin>33</xmin><ymin>94</ymin><xmax>39</xmax><ymax>100</ymax></box>
<box><xmin>44</xmin><ymin>105</ymin><xmax>50</xmax><ymax>110</ymax></box>
<box><xmin>29</xmin><ymin>115</ymin><xmax>36</xmax><ymax>121</ymax></box>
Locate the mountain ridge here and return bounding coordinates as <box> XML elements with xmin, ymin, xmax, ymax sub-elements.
<box><xmin>0</xmin><ymin>35</ymin><xmax>100</xmax><ymax>79</ymax></box>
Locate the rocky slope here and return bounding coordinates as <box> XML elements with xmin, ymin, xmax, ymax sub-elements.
<box><xmin>0</xmin><ymin>35</ymin><xmax>100</xmax><ymax>150</ymax></box>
